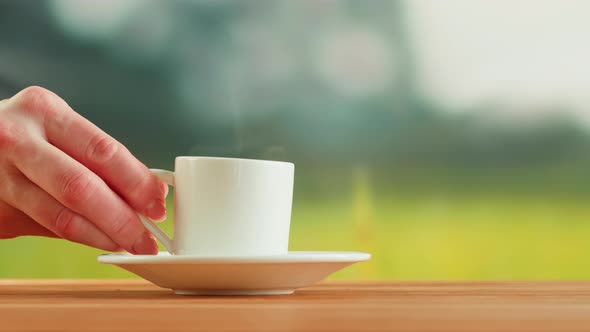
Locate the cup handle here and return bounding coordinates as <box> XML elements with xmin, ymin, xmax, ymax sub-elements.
<box><xmin>136</xmin><ymin>169</ymin><xmax>175</xmax><ymax>254</ymax></box>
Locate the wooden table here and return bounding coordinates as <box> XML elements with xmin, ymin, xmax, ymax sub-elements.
<box><xmin>2</xmin><ymin>280</ymin><xmax>590</xmax><ymax>331</ymax></box>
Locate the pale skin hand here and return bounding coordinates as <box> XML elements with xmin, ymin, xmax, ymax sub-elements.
<box><xmin>0</xmin><ymin>86</ymin><xmax>167</xmax><ymax>254</ymax></box>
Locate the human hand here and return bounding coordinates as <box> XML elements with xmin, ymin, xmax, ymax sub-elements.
<box><xmin>0</xmin><ymin>86</ymin><xmax>166</xmax><ymax>254</ymax></box>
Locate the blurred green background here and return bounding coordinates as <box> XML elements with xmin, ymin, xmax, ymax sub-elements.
<box><xmin>1</xmin><ymin>0</ymin><xmax>590</xmax><ymax>280</ymax></box>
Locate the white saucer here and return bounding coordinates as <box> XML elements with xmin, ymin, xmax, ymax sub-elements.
<box><xmin>98</xmin><ymin>251</ymin><xmax>370</xmax><ymax>295</ymax></box>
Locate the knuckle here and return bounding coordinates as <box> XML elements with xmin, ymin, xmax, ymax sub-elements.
<box><xmin>86</xmin><ymin>134</ymin><xmax>119</xmax><ymax>165</ymax></box>
<box><xmin>59</xmin><ymin>171</ymin><xmax>98</xmax><ymax>206</ymax></box>
<box><xmin>0</xmin><ymin>181</ymin><xmax>13</xmax><ymax>204</ymax></box>
<box><xmin>0</xmin><ymin>169</ymin><xmax>21</xmax><ymax>201</ymax></box>
<box><xmin>13</xmin><ymin>86</ymin><xmax>58</xmax><ymax>117</ymax></box>
<box><xmin>127</xmin><ymin>174</ymin><xmax>152</xmax><ymax>205</ymax></box>
<box><xmin>0</xmin><ymin>122</ymin><xmax>18</xmax><ymax>152</ymax></box>
<box><xmin>110</xmin><ymin>213</ymin><xmax>139</xmax><ymax>240</ymax></box>
<box><xmin>51</xmin><ymin>207</ymin><xmax>78</xmax><ymax>238</ymax></box>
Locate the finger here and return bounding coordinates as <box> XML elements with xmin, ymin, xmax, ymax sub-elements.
<box><xmin>0</xmin><ymin>200</ymin><xmax>58</xmax><ymax>239</ymax></box>
<box><xmin>13</xmin><ymin>139</ymin><xmax>158</xmax><ymax>254</ymax></box>
<box><xmin>1</xmin><ymin>173</ymin><xmax>120</xmax><ymax>251</ymax></box>
<box><xmin>23</xmin><ymin>88</ymin><xmax>168</xmax><ymax>221</ymax></box>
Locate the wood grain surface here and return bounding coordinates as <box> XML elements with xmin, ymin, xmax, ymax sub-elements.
<box><xmin>1</xmin><ymin>280</ymin><xmax>590</xmax><ymax>332</ymax></box>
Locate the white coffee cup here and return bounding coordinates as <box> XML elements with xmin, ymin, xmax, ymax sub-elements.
<box><xmin>137</xmin><ymin>157</ymin><xmax>294</xmax><ymax>256</ymax></box>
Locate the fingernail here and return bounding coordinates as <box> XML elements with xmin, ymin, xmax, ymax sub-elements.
<box><xmin>160</xmin><ymin>181</ymin><xmax>169</xmax><ymax>198</ymax></box>
<box><xmin>132</xmin><ymin>233</ymin><xmax>158</xmax><ymax>255</ymax></box>
<box><xmin>145</xmin><ymin>199</ymin><xmax>167</xmax><ymax>222</ymax></box>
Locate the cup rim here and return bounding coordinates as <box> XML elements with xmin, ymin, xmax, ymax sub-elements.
<box><xmin>175</xmin><ymin>156</ymin><xmax>294</xmax><ymax>167</ymax></box>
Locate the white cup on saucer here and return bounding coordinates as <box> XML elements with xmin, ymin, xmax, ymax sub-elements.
<box><xmin>137</xmin><ymin>157</ymin><xmax>294</xmax><ymax>256</ymax></box>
